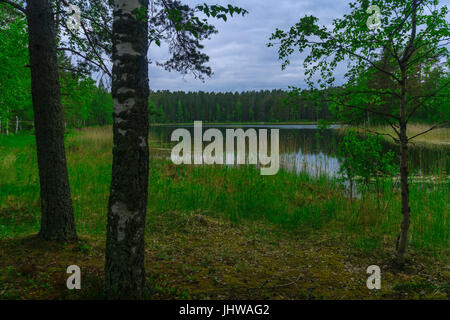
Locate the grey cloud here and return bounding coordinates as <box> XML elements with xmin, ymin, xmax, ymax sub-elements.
<box><xmin>148</xmin><ymin>0</ymin><xmax>351</xmax><ymax>92</ymax></box>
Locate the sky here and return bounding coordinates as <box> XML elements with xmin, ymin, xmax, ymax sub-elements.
<box><xmin>148</xmin><ymin>0</ymin><xmax>352</xmax><ymax>92</ymax></box>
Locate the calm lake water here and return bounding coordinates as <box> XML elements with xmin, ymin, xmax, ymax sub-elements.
<box><xmin>149</xmin><ymin>124</ymin><xmax>449</xmax><ymax>177</ymax></box>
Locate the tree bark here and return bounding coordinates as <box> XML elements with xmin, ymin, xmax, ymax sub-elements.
<box><xmin>395</xmin><ymin>0</ymin><xmax>418</xmax><ymax>266</ymax></box>
<box><xmin>104</xmin><ymin>0</ymin><xmax>150</xmax><ymax>299</ymax></box>
<box><xmin>396</xmin><ymin>68</ymin><xmax>410</xmax><ymax>266</ymax></box>
<box><xmin>26</xmin><ymin>0</ymin><xmax>77</xmax><ymax>241</ymax></box>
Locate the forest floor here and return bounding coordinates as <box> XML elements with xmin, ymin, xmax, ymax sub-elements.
<box><xmin>0</xmin><ymin>127</ymin><xmax>448</xmax><ymax>300</ymax></box>
<box><xmin>0</xmin><ymin>216</ymin><xmax>448</xmax><ymax>300</ymax></box>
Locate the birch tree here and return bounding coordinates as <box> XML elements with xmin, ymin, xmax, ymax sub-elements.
<box><xmin>103</xmin><ymin>0</ymin><xmax>150</xmax><ymax>298</ymax></box>
<box><xmin>269</xmin><ymin>0</ymin><xmax>449</xmax><ymax>266</ymax></box>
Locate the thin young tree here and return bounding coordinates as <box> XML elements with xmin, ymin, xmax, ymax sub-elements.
<box><xmin>103</xmin><ymin>0</ymin><xmax>150</xmax><ymax>298</ymax></box>
<box><xmin>268</xmin><ymin>0</ymin><xmax>449</xmax><ymax>266</ymax></box>
<box><xmin>0</xmin><ymin>0</ymin><xmax>78</xmax><ymax>241</ymax></box>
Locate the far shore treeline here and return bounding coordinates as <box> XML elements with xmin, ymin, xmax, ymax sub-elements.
<box><xmin>1</xmin><ymin>81</ymin><xmax>446</xmax><ymax>133</ymax></box>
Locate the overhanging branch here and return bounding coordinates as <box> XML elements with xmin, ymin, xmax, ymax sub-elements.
<box><xmin>0</xmin><ymin>0</ymin><xmax>26</xmax><ymax>14</ymax></box>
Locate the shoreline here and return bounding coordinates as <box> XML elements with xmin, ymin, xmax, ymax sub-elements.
<box><xmin>342</xmin><ymin>124</ymin><xmax>450</xmax><ymax>146</ymax></box>
<box><xmin>150</xmin><ymin>121</ymin><xmax>327</xmax><ymax>126</ymax></box>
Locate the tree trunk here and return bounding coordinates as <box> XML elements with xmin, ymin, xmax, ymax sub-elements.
<box><xmin>396</xmin><ymin>70</ymin><xmax>410</xmax><ymax>266</ymax></box>
<box><xmin>104</xmin><ymin>0</ymin><xmax>150</xmax><ymax>299</ymax></box>
<box><xmin>26</xmin><ymin>0</ymin><xmax>77</xmax><ymax>241</ymax></box>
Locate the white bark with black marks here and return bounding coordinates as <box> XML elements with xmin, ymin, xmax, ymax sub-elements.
<box><xmin>104</xmin><ymin>0</ymin><xmax>150</xmax><ymax>299</ymax></box>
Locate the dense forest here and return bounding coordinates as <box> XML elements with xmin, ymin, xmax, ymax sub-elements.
<box><xmin>0</xmin><ymin>5</ymin><xmax>111</xmax><ymax>132</ymax></box>
<box><xmin>148</xmin><ymin>89</ymin><xmax>332</xmax><ymax>123</ymax></box>
<box><xmin>3</xmin><ymin>74</ymin><xmax>448</xmax><ymax>132</ymax></box>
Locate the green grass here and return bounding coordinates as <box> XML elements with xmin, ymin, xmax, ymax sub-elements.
<box><xmin>0</xmin><ymin>127</ymin><xmax>448</xmax><ymax>299</ymax></box>
<box><xmin>1</xmin><ymin>127</ymin><xmax>448</xmax><ymax>255</ymax></box>
<box><xmin>0</xmin><ymin>134</ymin><xmax>35</xmax><ymax>149</ymax></box>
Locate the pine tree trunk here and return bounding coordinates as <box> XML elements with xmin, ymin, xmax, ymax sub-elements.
<box><xmin>26</xmin><ymin>0</ymin><xmax>77</xmax><ymax>241</ymax></box>
<box><xmin>396</xmin><ymin>70</ymin><xmax>410</xmax><ymax>266</ymax></box>
<box><xmin>104</xmin><ymin>0</ymin><xmax>150</xmax><ymax>299</ymax></box>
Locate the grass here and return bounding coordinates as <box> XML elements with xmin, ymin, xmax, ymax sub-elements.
<box><xmin>0</xmin><ymin>127</ymin><xmax>448</xmax><ymax>299</ymax></box>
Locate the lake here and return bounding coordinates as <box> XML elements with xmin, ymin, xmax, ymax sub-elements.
<box><xmin>149</xmin><ymin>124</ymin><xmax>449</xmax><ymax>178</ymax></box>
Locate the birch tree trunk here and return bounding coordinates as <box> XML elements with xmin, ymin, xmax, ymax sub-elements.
<box><xmin>26</xmin><ymin>0</ymin><xmax>77</xmax><ymax>241</ymax></box>
<box><xmin>104</xmin><ymin>0</ymin><xmax>150</xmax><ymax>298</ymax></box>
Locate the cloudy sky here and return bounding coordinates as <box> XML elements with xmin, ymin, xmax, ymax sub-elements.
<box><xmin>148</xmin><ymin>0</ymin><xmax>352</xmax><ymax>92</ymax></box>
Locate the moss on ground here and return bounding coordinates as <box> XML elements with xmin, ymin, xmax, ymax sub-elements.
<box><xmin>0</xmin><ymin>212</ymin><xmax>448</xmax><ymax>300</ymax></box>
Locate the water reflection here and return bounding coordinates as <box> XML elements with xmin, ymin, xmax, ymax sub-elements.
<box><xmin>281</xmin><ymin>151</ymin><xmax>341</xmax><ymax>177</ymax></box>
<box><xmin>149</xmin><ymin>124</ymin><xmax>449</xmax><ymax>177</ymax></box>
